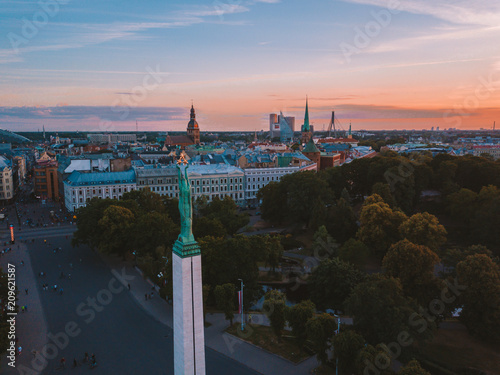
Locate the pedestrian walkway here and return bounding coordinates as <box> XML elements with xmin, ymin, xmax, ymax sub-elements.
<box><xmin>0</xmin><ymin>242</ymin><xmax>48</xmax><ymax>375</ymax></box>
<box><xmin>103</xmin><ymin>254</ymin><xmax>319</xmax><ymax>375</ymax></box>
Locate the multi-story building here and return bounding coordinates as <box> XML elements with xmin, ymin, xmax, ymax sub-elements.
<box><xmin>270</xmin><ymin>113</ymin><xmax>295</xmax><ymax>139</ymax></box>
<box><xmin>87</xmin><ymin>133</ymin><xmax>137</xmax><ymax>144</ymax></box>
<box><xmin>0</xmin><ymin>157</ymin><xmax>14</xmax><ymax>204</ymax></box>
<box><xmin>63</xmin><ymin>170</ymin><xmax>136</xmax><ymax>211</ymax></box>
<box><xmin>243</xmin><ymin>164</ymin><xmax>317</xmax><ymax>205</ymax></box>
<box><xmin>13</xmin><ymin>155</ymin><xmax>27</xmax><ymax>183</ymax></box>
<box><xmin>34</xmin><ymin>160</ymin><xmax>59</xmax><ymax>201</ymax></box>
<box><xmin>135</xmin><ymin>164</ymin><xmax>245</xmax><ymax>205</ymax></box>
<box><xmin>472</xmin><ymin>145</ymin><xmax>500</xmax><ymax>160</ymax></box>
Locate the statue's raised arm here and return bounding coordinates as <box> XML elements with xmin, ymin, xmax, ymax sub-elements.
<box><xmin>176</xmin><ymin>156</ymin><xmax>194</xmax><ymax>243</ymax></box>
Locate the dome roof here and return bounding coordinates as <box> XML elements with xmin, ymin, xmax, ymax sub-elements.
<box><xmin>187</xmin><ymin>104</ymin><xmax>199</xmax><ymax>129</ymax></box>
<box><xmin>188</xmin><ymin>119</ymin><xmax>199</xmax><ymax>129</ymax></box>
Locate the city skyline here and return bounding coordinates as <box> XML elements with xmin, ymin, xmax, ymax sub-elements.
<box><xmin>1</xmin><ymin>0</ymin><xmax>499</xmax><ymax>132</ymax></box>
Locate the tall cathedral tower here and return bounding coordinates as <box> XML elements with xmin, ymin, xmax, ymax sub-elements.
<box><xmin>301</xmin><ymin>97</ymin><xmax>313</xmax><ymax>144</ymax></box>
<box><xmin>187</xmin><ymin>104</ymin><xmax>201</xmax><ymax>145</ymax></box>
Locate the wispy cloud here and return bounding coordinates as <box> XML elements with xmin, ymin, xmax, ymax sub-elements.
<box><xmin>295</xmin><ymin>103</ymin><xmax>476</xmax><ymax>120</ymax></box>
<box><xmin>340</xmin><ymin>0</ymin><xmax>500</xmax><ymax>26</ymax></box>
<box><xmin>0</xmin><ymin>0</ymin><xmax>271</xmax><ymax>64</ymax></box>
<box><xmin>0</xmin><ymin>106</ymin><xmax>186</xmax><ymax>122</ymax></box>
<box><xmin>366</xmin><ymin>25</ymin><xmax>500</xmax><ymax>54</ymax></box>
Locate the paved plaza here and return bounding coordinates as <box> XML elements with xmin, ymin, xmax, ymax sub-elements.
<box><xmin>1</xmin><ymin>202</ymin><xmax>319</xmax><ymax>375</ymax></box>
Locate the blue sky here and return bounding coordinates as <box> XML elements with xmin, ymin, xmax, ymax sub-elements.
<box><xmin>1</xmin><ymin>0</ymin><xmax>499</xmax><ymax>132</ymax></box>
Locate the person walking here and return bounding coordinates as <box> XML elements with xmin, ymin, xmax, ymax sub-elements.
<box><xmin>60</xmin><ymin>357</ymin><xmax>66</xmax><ymax>368</ymax></box>
<box><xmin>25</xmin><ymin>288</ymin><xmax>28</xmax><ymax>295</ymax></box>
<box><xmin>127</xmin><ymin>284</ymin><xmax>131</xmax><ymax>291</ymax></box>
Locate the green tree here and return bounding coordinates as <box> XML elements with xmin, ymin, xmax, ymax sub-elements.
<box><xmin>122</xmin><ymin>188</ymin><xmax>165</xmax><ymax>214</ymax></box>
<box><xmin>287</xmin><ymin>172</ymin><xmax>333</xmax><ymax>226</ymax></box>
<box><xmin>286</xmin><ymin>300</ymin><xmax>316</xmax><ymax>350</ymax></box>
<box><xmin>372</xmin><ymin>182</ymin><xmax>397</xmax><ymax>207</ymax></box>
<box><xmin>399</xmin><ymin>212</ymin><xmax>447</xmax><ymax>252</ymax></box>
<box><xmin>442</xmin><ymin>244</ymin><xmax>496</xmax><ymax>277</ymax></box>
<box><xmin>325</xmin><ymin>198</ymin><xmax>358</xmax><ymax>243</ymax></box>
<box><xmin>457</xmin><ymin>254</ymin><xmax>500</xmax><ymax>342</ymax></box>
<box><xmin>132</xmin><ymin>212</ymin><xmax>178</xmax><ymax>254</ymax></box>
<box><xmin>263</xmin><ymin>290</ymin><xmax>287</xmax><ymax>340</ymax></box>
<box><xmin>386</xmin><ymin>165</ymin><xmax>416</xmax><ymax>213</ymax></box>
<box><xmin>345</xmin><ymin>276</ymin><xmax>434</xmax><ymax>345</ymax></box>
<box><xmin>383</xmin><ymin>239</ymin><xmax>440</xmax><ymax>305</ymax></box>
<box><xmin>309</xmin><ymin>258</ymin><xmax>366</xmax><ymax>311</ymax></box>
<box><xmin>258</xmin><ymin>181</ymin><xmax>287</xmax><ymax>223</ymax></box>
<box><xmin>193</xmin><ymin>216</ymin><xmax>226</xmax><ymax>239</ymax></box>
<box><xmin>357</xmin><ymin>195</ymin><xmax>407</xmax><ymax>258</ymax></box>
<box><xmin>98</xmin><ymin>205</ymin><xmax>135</xmax><ymax>256</ymax></box>
<box><xmin>446</xmin><ymin>188</ymin><xmax>477</xmax><ymax>225</ymax></box>
<box><xmin>200</xmin><ymin>236</ymin><xmax>261</xmax><ymax>303</ymax></box>
<box><xmin>306</xmin><ymin>313</ymin><xmax>337</xmax><ymax>364</ymax></box>
<box><xmin>471</xmin><ymin>185</ymin><xmax>500</xmax><ymax>250</ymax></box>
<box><xmin>72</xmin><ymin>197</ymin><xmax>115</xmax><ymax>249</ymax></box>
<box><xmin>214</xmin><ymin>283</ymin><xmax>236</xmax><ymax>326</ymax></box>
<box><xmin>311</xmin><ymin>225</ymin><xmax>337</xmax><ymax>259</ymax></box>
<box><xmin>332</xmin><ymin>330</ymin><xmax>365</xmax><ymax>375</ymax></box>
<box><xmin>338</xmin><ymin>238</ymin><xmax>369</xmax><ymax>269</ymax></box>
<box><xmin>398</xmin><ymin>359</ymin><xmax>430</xmax><ymax>375</ymax></box>
<box><xmin>201</xmin><ymin>196</ymin><xmax>249</xmax><ymax>235</ymax></box>
<box><xmin>265</xmin><ymin>235</ymin><xmax>283</xmax><ymax>273</ymax></box>
<box><xmin>355</xmin><ymin>344</ymin><xmax>393</xmax><ymax>375</ymax></box>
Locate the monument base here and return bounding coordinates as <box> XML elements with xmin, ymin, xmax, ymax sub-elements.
<box><xmin>173</xmin><ymin>241</ymin><xmax>205</xmax><ymax>375</ymax></box>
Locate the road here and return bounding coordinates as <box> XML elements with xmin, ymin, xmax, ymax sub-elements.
<box><xmin>2</xmin><ymin>233</ymin><xmax>260</xmax><ymax>375</ymax></box>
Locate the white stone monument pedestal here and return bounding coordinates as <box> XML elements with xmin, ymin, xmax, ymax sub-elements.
<box><xmin>173</xmin><ymin>240</ymin><xmax>206</xmax><ymax>375</ymax></box>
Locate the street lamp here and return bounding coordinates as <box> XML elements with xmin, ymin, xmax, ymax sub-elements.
<box><xmin>238</xmin><ymin>278</ymin><xmax>244</xmax><ymax>331</ymax></box>
<box><xmin>332</xmin><ymin>313</ymin><xmax>341</xmax><ymax>375</ymax></box>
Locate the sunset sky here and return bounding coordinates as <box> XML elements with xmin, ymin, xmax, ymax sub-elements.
<box><xmin>1</xmin><ymin>0</ymin><xmax>499</xmax><ymax>132</ymax></box>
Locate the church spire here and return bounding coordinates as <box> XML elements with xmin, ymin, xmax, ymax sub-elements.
<box><xmin>190</xmin><ymin>104</ymin><xmax>196</xmax><ymax>120</ymax></box>
<box><xmin>303</xmin><ymin>96</ymin><xmax>310</xmax><ymax>132</ymax></box>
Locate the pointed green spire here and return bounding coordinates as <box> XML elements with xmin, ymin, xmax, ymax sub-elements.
<box><xmin>303</xmin><ymin>96</ymin><xmax>310</xmax><ymax>132</ymax></box>
<box><xmin>303</xmin><ymin>137</ymin><xmax>319</xmax><ymax>153</ymax></box>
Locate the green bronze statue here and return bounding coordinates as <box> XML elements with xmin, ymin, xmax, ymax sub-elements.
<box><xmin>176</xmin><ymin>156</ymin><xmax>194</xmax><ymax>243</ymax></box>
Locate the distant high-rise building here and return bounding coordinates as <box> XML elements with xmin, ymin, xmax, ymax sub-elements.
<box><xmin>270</xmin><ymin>114</ymin><xmax>279</xmax><ymax>138</ymax></box>
<box><xmin>269</xmin><ymin>113</ymin><xmax>295</xmax><ymax>140</ymax></box>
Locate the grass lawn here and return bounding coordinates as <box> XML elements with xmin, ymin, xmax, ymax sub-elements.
<box><xmin>421</xmin><ymin>322</ymin><xmax>500</xmax><ymax>375</ymax></box>
<box><xmin>225</xmin><ymin>323</ymin><xmax>312</xmax><ymax>363</ymax></box>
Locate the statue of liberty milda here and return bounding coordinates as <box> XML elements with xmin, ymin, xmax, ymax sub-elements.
<box><xmin>176</xmin><ymin>154</ymin><xmax>194</xmax><ymax>243</ymax></box>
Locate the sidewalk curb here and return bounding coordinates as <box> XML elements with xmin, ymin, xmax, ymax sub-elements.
<box><xmin>223</xmin><ymin>330</ymin><xmax>313</xmax><ymax>366</ymax></box>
